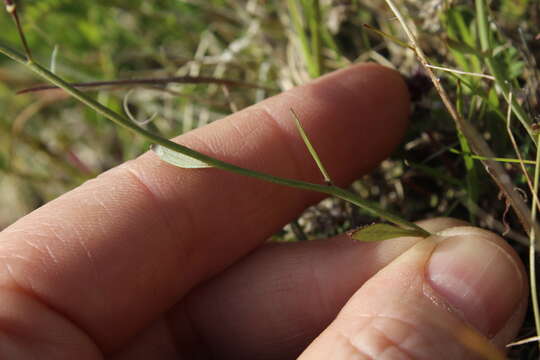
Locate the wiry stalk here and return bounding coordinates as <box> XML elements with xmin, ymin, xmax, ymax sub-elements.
<box><xmin>383</xmin><ymin>0</ymin><xmax>539</xmax><ymax>238</ymax></box>
<box><xmin>530</xmin><ymin>133</ymin><xmax>540</xmax><ymax>351</ymax></box>
<box><xmin>4</xmin><ymin>0</ymin><xmax>32</xmax><ymax>61</ymax></box>
<box><xmin>0</xmin><ymin>41</ymin><xmax>430</xmax><ymax>238</ymax></box>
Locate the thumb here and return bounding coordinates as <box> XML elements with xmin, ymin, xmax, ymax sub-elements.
<box><xmin>299</xmin><ymin>226</ymin><xmax>527</xmax><ymax>360</ymax></box>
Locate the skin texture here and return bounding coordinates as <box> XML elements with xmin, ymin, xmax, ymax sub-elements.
<box><xmin>0</xmin><ymin>64</ymin><xmax>527</xmax><ymax>359</ymax></box>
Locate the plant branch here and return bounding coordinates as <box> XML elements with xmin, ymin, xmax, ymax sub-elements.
<box><xmin>17</xmin><ymin>76</ymin><xmax>276</xmax><ymax>94</ymax></box>
<box><xmin>384</xmin><ymin>0</ymin><xmax>539</xmax><ymax>238</ymax></box>
<box><xmin>0</xmin><ymin>40</ymin><xmax>430</xmax><ymax>237</ymax></box>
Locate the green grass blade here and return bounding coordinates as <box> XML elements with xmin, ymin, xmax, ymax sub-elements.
<box><xmin>530</xmin><ymin>132</ymin><xmax>540</xmax><ymax>352</ymax></box>
<box><xmin>0</xmin><ymin>40</ymin><xmax>428</xmax><ymax>238</ymax></box>
<box><xmin>449</xmin><ymin>149</ymin><xmax>536</xmax><ymax>165</ymax></box>
<box><xmin>457</xmin><ymin>82</ymin><xmax>479</xmax><ymax>223</ymax></box>
<box><xmin>362</xmin><ymin>24</ymin><xmax>414</xmax><ymax>50</ymax></box>
<box><xmin>290</xmin><ymin>108</ymin><xmax>332</xmax><ymax>185</ymax></box>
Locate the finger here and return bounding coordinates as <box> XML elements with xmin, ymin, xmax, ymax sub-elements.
<box><xmin>0</xmin><ymin>64</ymin><xmax>410</xmax><ymax>352</ymax></box>
<box><xmin>114</xmin><ymin>218</ymin><xmax>464</xmax><ymax>359</ymax></box>
<box><xmin>300</xmin><ymin>226</ymin><xmax>527</xmax><ymax>360</ymax></box>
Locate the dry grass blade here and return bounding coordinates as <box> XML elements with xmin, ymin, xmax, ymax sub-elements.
<box><xmin>425</xmin><ymin>64</ymin><xmax>495</xmax><ymax>80</ymax></box>
<box><xmin>383</xmin><ymin>0</ymin><xmax>539</xmax><ymax>239</ymax></box>
<box><xmin>4</xmin><ymin>0</ymin><xmax>32</xmax><ymax>61</ymax></box>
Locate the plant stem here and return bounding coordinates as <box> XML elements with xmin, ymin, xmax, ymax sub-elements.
<box><xmin>0</xmin><ymin>41</ymin><xmax>430</xmax><ymax>237</ymax></box>
<box><xmin>475</xmin><ymin>0</ymin><xmax>534</xmax><ymax>142</ymax></box>
<box><xmin>4</xmin><ymin>0</ymin><xmax>32</xmax><ymax>62</ymax></box>
<box><xmin>384</xmin><ymin>0</ymin><xmax>538</xmax><ymax>238</ymax></box>
<box><xmin>288</xmin><ymin>0</ymin><xmax>319</xmax><ymax>78</ymax></box>
<box><xmin>530</xmin><ymin>132</ymin><xmax>540</xmax><ymax>351</ymax></box>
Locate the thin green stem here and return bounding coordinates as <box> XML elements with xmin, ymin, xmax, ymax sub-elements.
<box><xmin>384</xmin><ymin>0</ymin><xmax>537</xmax><ymax>238</ymax></box>
<box><xmin>17</xmin><ymin>76</ymin><xmax>274</xmax><ymax>95</ymax></box>
<box><xmin>4</xmin><ymin>0</ymin><xmax>32</xmax><ymax>62</ymax></box>
<box><xmin>288</xmin><ymin>0</ymin><xmax>319</xmax><ymax>78</ymax></box>
<box><xmin>449</xmin><ymin>149</ymin><xmax>536</xmax><ymax>165</ymax></box>
<box><xmin>362</xmin><ymin>24</ymin><xmax>415</xmax><ymax>50</ymax></box>
<box><xmin>329</xmin><ymin>187</ymin><xmax>429</xmax><ymax>236</ymax></box>
<box><xmin>290</xmin><ymin>220</ymin><xmax>308</xmax><ymax>241</ymax></box>
<box><xmin>290</xmin><ymin>108</ymin><xmax>333</xmax><ymax>185</ymax></box>
<box><xmin>475</xmin><ymin>0</ymin><xmax>534</xmax><ymax>143</ymax></box>
<box><xmin>475</xmin><ymin>0</ymin><xmax>491</xmax><ymax>51</ymax></box>
<box><xmin>530</xmin><ymin>132</ymin><xmax>540</xmax><ymax>351</ymax></box>
<box><xmin>0</xmin><ymin>41</ymin><xmax>429</xmax><ymax>237</ymax></box>
<box><xmin>477</xmin><ymin>0</ymin><xmax>540</xmax><ymax>345</ymax></box>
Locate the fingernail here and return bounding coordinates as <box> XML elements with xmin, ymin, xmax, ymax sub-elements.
<box><xmin>426</xmin><ymin>233</ymin><xmax>524</xmax><ymax>337</ymax></box>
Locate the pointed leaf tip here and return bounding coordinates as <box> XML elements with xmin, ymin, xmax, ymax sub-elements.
<box><xmin>151</xmin><ymin>144</ymin><xmax>212</xmax><ymax>169</ymax></box>
<box><xmin>350</xmin><ymin>223</ymin><xmax>428</xmax><ymax>242</ymax></box>
<box><xmin>290</xmin><ymin>108</ymin><xmax>332</xmax><ymax>184</ymax></box>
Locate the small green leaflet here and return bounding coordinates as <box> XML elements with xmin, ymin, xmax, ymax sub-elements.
<box><xmin>151</xmin><ymin>144</ymin><xmax>212</xmax><ymax>169</ymax></box>
<box><xmin>350</xmin><ymin>223</ymin><xmax>427</xmax><ymax>242</ymax></box>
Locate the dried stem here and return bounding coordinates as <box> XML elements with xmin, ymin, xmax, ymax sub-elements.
<box><xmin>384</xmin><ymin>0</ymin><xmax>538</xmax><ymax>237</ymax></box>
<box><xmin>4</xmin><ymin>0</ymin><xmax>32</xmax><ymax>62</ymax></box>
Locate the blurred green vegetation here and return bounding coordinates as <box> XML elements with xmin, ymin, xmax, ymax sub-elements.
<box><xmin>0</xmin><ymin>0</ymin><xmax>288</xmax><ymax>225</ymax></box>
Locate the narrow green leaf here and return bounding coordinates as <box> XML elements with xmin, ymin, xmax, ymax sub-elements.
<box><xmin>151</xmin><ymin>144</ymin><xmax>212</xmax><ymax>169</ymax></box>
<box><xmin>363</xmin><ymin>24</ymin><xmax>414</xmax><ymax>50</ymax></box>
<box><xmin>350</xmin><ymin>223</ymin><xmax>427</xmax><ymax>242</ymax></box>
<box><xmin>456</xmin><ymin>81</ymin><xmax>479</xmax><ymax>224</ymax></box>
<box><xmin>307</xmin><ymin>0</ymin><xmax>322</xmax><ymax>77</ymax></box>
<box><xmin>287</xmin><ymin>0</ymin><xmax>317</xmax><ymax>78</ymax></box>
<box><xmin>290</xmin><ymin>108</ymin><xmax>332</xmax><ymax>184</ymax></box>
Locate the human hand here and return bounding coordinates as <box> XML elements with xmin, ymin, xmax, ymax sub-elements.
<box><xmin>0</xmin><ymin>64</ymin><xmax>526</xmax><ymax>359</ymax></box>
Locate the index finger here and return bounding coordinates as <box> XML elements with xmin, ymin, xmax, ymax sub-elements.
<box><xmin>0</xmin><ymin>64</ymin><xmax>410</xmax><ymax>352</ymax></box>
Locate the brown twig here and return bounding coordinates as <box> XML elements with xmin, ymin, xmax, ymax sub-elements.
<box><xmin>4</xmin><ymin>0</ymin><xmax>32</xmax><ymax>61</ymax></box>
<box><xmin>17</xmin><ymin>76</ymin><xmax>276</xmax><ymax>95</ymax></box>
